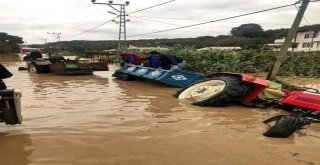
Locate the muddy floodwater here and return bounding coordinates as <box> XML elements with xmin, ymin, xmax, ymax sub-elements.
<box><xmin>1</xmin><ymin>60</ymin><xmax>320</xmax><ymax>165</ymax></box>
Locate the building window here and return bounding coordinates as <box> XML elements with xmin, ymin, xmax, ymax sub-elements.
<box><xmin>304</xmin><ymin>34</ymin><xmax>310</xmax><ymax>39</ymax></box>
<box><xmin>302</xmin><ymin>42</ymin><xmax>313</xmax><ymax>48</ymax></box>
<box><xmin>291</xmin><ymin>43</ymin><xmax>298</xmax><ymax>48</ymax></box>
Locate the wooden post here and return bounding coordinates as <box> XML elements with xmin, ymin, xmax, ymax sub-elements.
<box><xmin>266</xmin><ymin>0</ymin><xmax>310</xmax><ymax>80</ymax></box>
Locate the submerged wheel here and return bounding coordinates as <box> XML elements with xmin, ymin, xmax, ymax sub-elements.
<box><xmin>263</xmin><ymin>115</ymin><xmax>302</xmax><ymax>138</ymax></box>
<box><xmin>28</xmin><ymin>63</ymin><xmax>49</xmax><ymax>73</ymax></box>
<box><xmin>116</xmin><ymin>73</ymin><xmax>131</xmax><ymax>81</ymax></box>
<box><xmin>113</xmin><ymin>71</ymin><xmax>134</xmax><ymax>81</ymax></box>
<box><xmin>28</xmin><ymin>63</ymin><xmax>38</xmax><ymax>73</ymax></box>
<box><xmin>174</xmin><ymin>76</ymin><xmax>249</xmax><ymax>106</ymax></box>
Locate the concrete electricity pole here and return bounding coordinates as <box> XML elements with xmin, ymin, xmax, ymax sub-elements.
<box><xmin>91</xmin><ymin>0</ymin><xmax>130</xmax><ymax>51</ymax></box>
<box><xmin>267</xmin><ymin>0</ymin><xmax>310</xmax><ymax>80</ymax></box>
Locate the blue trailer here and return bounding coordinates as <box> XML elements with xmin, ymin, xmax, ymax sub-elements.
<box><xmin>112</xmin><ymin>65</ymin><xmax>205</xmax><ymax>88</ymax></box>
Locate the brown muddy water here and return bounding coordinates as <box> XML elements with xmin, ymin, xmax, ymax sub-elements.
<box><xmin>1</xmin><ymin>58</ymin><xmax>320</xmax><ymax>165</ymax></box>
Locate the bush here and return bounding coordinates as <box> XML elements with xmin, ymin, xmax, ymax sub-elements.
<box><xmin>162</xmin><ymin>48</ymin><xmax>320</xmax><ymax>77</ymax></box>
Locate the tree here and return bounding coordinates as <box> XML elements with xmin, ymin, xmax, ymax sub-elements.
<box><xmin>0</xmin><ymin>32</ymin><xmax>24</xmax><ymax>54</ymax></box>
<box><xmin>231</xmin><ymin>23</ymin><xmax>264</xmax><ymax>38</ymax></box>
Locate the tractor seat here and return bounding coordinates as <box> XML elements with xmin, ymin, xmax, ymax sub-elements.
<box><xmin>258</xmin><ymin>80</ymin><xmax>285</xmax><ymax>101</ymax></box>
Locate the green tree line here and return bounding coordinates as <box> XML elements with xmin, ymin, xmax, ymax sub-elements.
<box><xmin>2</xmin><ymin>23</ymin><xmax>319</xmax><ymax>54</ymax></box>
<box><xmin>0</xmin><ymin>32</ymin><xmax>23</xmax><ymax>54</ymax></box>
<box><xmin>35</xmin><ymin>24</ymin><xmax>320</xmax><ymax>53</ymax></box>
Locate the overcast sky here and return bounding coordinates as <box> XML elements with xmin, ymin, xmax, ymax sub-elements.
<box><xmin>0</xmin><ymin>0</ymin><xmax>319</xmax><ymax>44</ymax></box>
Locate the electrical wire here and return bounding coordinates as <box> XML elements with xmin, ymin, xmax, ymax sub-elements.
<box><xmin>66</xmin><ymin>16</ymin><xmax>118</xmax><ymax>38</ymax></box>
<box><xmin>130</xmin><ymin>15</ymin><xmax>292</xmax><ymax>26</ymax></box>
<box><xmin>66</xmin><ymin>0</ymin><xmax>175</xmax><ymax>39</ymax></box>
<box><xmin>129</xmin><ymin>15</ymin><xmax>215</xmax><ymax>32</ymax></box>
<box><xmin>63</xmin><ymin>4</ymin><xmax>92</xmax><ymax>24</ymax></box>
<box><xmin>130</xmin><ymin>15</ymin><xmax>208</xmax><ymax>22</ymax></box>
<box><xmin>127</xmin><ymin>0</ymin><xmax>175</xmax><ymax>15</ymax></box>
<box><xmin>127</xmin><ymin>3</ymin><xmax>297</xmax><ymax>38</ymax></box>
<box><xmin>294</xmin><ymin>4</ymin><xmax>311</xmax><ymax>24</ymax></box>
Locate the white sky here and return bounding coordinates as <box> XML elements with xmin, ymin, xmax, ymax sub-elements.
<box><xmin>0</xmin><ymin>0</ymin><xmax>319</xmax><ymax>44</ymax></box>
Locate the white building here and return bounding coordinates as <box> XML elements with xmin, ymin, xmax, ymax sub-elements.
<box><xmin>197</xmin><ymin>46</ymin><xmax>241</xmax><ymax>51</ymax></box>
<box><xmin>273</xmin><ymin>29</ymin><xmax>320</xmax><ymax>51</ymax></box>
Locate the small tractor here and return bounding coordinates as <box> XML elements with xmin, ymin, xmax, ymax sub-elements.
<box><xmin>20</xmin><ymin>51</ymin><xmax>94</xmax><ymax>75</ymax></box>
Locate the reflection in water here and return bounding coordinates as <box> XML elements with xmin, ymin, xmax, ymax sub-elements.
<box><xmin>0</xmin><ymin>62</ymin><xmax>319</xmax><ymax>165</ymax></box>
<box><xmin>0</xmin><ymin>133</ymin><xmax>32</xmax><ymax>165</ymax></box>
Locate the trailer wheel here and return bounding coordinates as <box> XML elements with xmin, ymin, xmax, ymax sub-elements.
<box><xmin>263</xmin><ymin>115</ymin><xmax>302</xmax><ymax>138</ymax></box>
<box><xmin>116</xmin><ymin>73</ymin><xmax>133</xmax><ymax>81</ymax></box>
<box><xmin>113</xmin><ymin>71</ymin><xmax>133</xmax><ymax>81</ymax></box>
<box><xmin>174</xmin><ymin>76</ymin><xmax>249</xmax><ymax>106</ymax></box>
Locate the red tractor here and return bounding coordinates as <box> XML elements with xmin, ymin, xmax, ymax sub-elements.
<box><xmin>174</xmin><ymin>73</ymin><xmax>320</xmax><ymax>138</ymax></box>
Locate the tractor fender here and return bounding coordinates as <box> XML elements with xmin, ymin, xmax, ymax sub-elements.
<box><xmin>206</xmin><ymin>72</ymin><xmax>268</xmax><ymax>86</ymax></box>
<box><xmin>32</xmin><ymin>59</ymin><xmax>51</xmax><ymax>66</ymax></box>
<box><xmin>206</xmin><ymin>72</ymin><xmax>268</xmax><ymax>103</ymax></box>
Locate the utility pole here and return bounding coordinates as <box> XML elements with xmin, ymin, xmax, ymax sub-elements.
<box><xmin>47</xmin><ymin>32</ymin><xmax>62</xmax><ymax>53</ymax></box>
<box><xmin>267</xmin><ymin>0</ymin><xmax>310</xmax><ymax>80</ymax></box>
<box><xmin>91</xmin><ymin>0</ymin><xmax>130</xmax><ymax>51</ymax></box>
<box><xmin>47</xmin><ymin>32</ymin><xmax>61</xmax><ymax>42</ymax></box>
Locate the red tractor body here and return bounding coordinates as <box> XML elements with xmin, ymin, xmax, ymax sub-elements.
<box><xmin>280</xmin><ymin>90</ymin><xmax>320</xmax><ymax>111</ymax></box>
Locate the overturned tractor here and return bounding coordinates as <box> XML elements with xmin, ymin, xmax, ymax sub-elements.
<box><xmin>174</xmin><ymin>72</ymin><xmax>320</xmax><ymax>138</ymax></box>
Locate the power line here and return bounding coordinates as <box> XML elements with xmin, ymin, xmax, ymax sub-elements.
<box><xmin>127</xmin><ymin>0</ymin><xmax>175</xmax><ymax>15</ymax></box>
<box><xmin>63</xmin><ymin>4</ymin><xmax>92</xmax><ymax>24</ymax></box>
<box><xmin>129</xmin><ymin>15</ymin><xmax>215</xmax><ymax>32</ymax></box>
<box><xmin>127</xmin><ymin>3</ymin><xmax>297</xmax><ymax>38</ymax></box>
<box><xmin>130</xmin><ymin>15</ymin><xmax>292</xmax><ymax>26</ymax></box>
<box><xmin>66</xmin><ymin>16</ymin><xmax>118</xmax><ymax>39</ymax></box>
<box><xmin>130</xmin><ymin>15</ymin><xmax>207</xmax><ymax>22</ymax></box>
<box><xmin>294</xmin><ymin>4</ymin><xmax>311</xmax><ymax>24</ymax></box>
<box><xmin>66</xmin><ymin>0</ymin><xmax>175</xmax><ymax>40</ymax></box>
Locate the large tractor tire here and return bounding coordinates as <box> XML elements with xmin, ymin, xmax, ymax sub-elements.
<box><xmin>174</xmin><ymin>76</ymin><xmax>249</xmax><ymax>106</ymax></box>
<box><xmin>28</xmin><ymin>63</ymin><xmax>49</xmax><ymax>73</ymax></box>
<box><xmin>28</xmin><ymin>63</ymin><xmax>39</xmax><ymax>73</ymax></box>
<box><xmin>263</xmin><ymin>115</ymin><xmax>302</xmax><ymax>138</ymax></box>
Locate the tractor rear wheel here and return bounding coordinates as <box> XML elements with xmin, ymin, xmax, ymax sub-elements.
<box><xmin>174</xmin><ymin>76</ymin><xmax>249</xmax><ymax>106</ymax></box>
<box><xmin>28</xmin><ymin>63</ymin><xmax>38</xmax><ymax>73</ymax></box>
<box><xmin>28</xmin><ymin>63</ymin><xmax>49</xmax><ymax>73</ymax></box>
